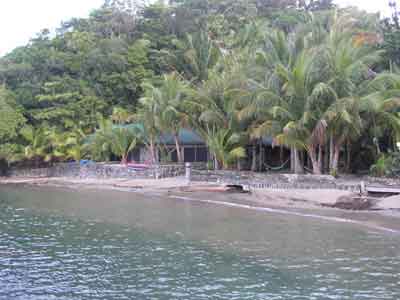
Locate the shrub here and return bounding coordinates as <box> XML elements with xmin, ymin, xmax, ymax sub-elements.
<box><xmin>370</xmin><ymin>152</ymin><xmax>400</xmax><ymax>177</ymax></box>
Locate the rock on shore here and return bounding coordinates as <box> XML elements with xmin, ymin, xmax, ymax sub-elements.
<box><xmin>327</xmin><ymin>196</ymin><xmax>377</xmax><ymax>210</ymax></box>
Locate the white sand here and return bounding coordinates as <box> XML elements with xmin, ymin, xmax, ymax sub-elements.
<box><xmin>251</xmin><ymin>189</ymin><xmax>355</xmax><ymax>209</ymax></box>
<box><xmin>374</xmin><ymin>195</ymin><xmax>400</xmax><ymax>210</ymax></box>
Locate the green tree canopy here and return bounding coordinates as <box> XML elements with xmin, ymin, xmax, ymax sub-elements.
<box><xmin>0</xmin><ymin>87</ymin><xmax>25</xmax><ymax>141</ymax></box>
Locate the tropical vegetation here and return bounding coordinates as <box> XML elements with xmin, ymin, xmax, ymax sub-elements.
<box><xmin>1</xmin><ymin>0</ymin><xmax>400</xmax><ymax>176</ymax></box>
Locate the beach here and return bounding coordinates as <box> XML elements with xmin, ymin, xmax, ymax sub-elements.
<box><xmin>0</xmin><ymin>176</ymin><xmax>395</xmax><ymax>209</ymax></box>
<box><xmin>2</xmin><ymin>175</ymin><xmax>400</xmax><ymax>237</ymax></box>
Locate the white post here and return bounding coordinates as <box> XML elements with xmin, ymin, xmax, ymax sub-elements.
<box><xmin>155</xmin><ymin>164</ymin><xmax>161</xmax><ymax>180</ymax></box>
<box><xmin>185</xmin><ymin>162</ymin><xmax>192</xmax><ymax>184</ymax></box>
<box><xmin>360</xmin><ymin>181</ymin><xmax>366</xmax><ymax>195</ymax></box>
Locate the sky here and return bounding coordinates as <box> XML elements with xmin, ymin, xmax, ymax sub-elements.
<box><xmin>0</xmin><ymin>0</ymin><xmax>393</xmax><ymax>57</ymax></box>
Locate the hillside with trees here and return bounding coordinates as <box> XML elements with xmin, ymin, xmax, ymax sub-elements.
<box><xmin>1</xmin><ymin>0</ymin><xmax>400</xmax><ymax>176</ymax></box>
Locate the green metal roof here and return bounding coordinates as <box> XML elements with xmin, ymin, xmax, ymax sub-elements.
<box><xmin>116</xmin><ymin>124</ymin><xmax>204</xmax><ymax>145</ymax></box>
<box><xmin>93</xmin><ymin>123</ymin><xmax>273</xmax><ymax>146</ymax></box>
<box><xmin>159</xmin><ymin>129</ymin><xmax>204</xmax><ymax>145</ymax></box>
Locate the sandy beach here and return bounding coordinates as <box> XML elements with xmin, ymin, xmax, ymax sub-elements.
<box><xmin>2</xmin><ymin>175</ymin><xmax>400</xmax><ymax>233</ymax></box>
<box><xmin>1</xmin><ymin>175</ymin><xmax>399</xmax><ymax>210</ymax></box>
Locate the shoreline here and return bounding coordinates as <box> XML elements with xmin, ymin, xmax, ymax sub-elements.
<box><xmin>1</xmin><ymin>176</ymin><xmax>400</xmax><ymax>233</ymax></box>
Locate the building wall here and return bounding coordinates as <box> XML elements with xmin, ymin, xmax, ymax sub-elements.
<box><xmin>135</xmin><ymin>144</ymin><xmax>287</xmax><ymax>169</ymax></box>
<box><xmin>136</xmin><ymin>145</ymin><xmax>209</xmax><ymax>163</ymax></box>
<box><xmin>164</xmin><ymin>145</ymin><xmax>209</xmax><ymax>163</ymax></box>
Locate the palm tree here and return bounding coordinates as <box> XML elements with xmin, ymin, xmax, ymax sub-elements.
<box><xmin>52</xmin><ymin>128</ymin><xmax>89</xmax><ymax>162</ymax></box>
<box><xmin>156</xmin><ymin>73</ymin><xmax>190</xmax><ymax>163</ymax></box>
<box><xmin>361</xmin><ymin>73</ymin><xmax>400</xmax><ymax>156</ymax></box>
<box><xmin>110</xmin><ymin>126</ymin><xmax>142</xmax><ymax>164</ymax></box>
<box><xmin>205</xmin><ymin>128</ymin><xmax>246</xmax><ymax>170</ymax></box>
<box><xmin>89</xmin><ymin>115</ymin><xmax>143</xmax><ymax>164</ymax></box>
<box><xmin>136</xmin><ymin>89</ymin><xmax>161</xmax><ymax>164</ymax></box>
<box><xmin>319</xmin><ymin>17</ymin><xmax>383</xmax><ymax>174</ymax></box>
<box><xmin>323</xmin><ymin>96</ymin><xmax>362</xmax><ymax>174</ymax></box>
<box><xmin>195</xmin><ymin>71</ymin><xmax>238</xmax><ymax>129</ymax></box>
<box><xmin>164</xmin><ymin>30</ymin><xmax>221</xmax><ymax>83</ymax></box>
<box><xmin>20</xmin><ymin>126</ymin><xmax>53</xmax><ymax>166</ymax></box>
<box><xmin>240</xmin><ymin>29</ymin><xmax>312</xmax><ymax>173</ymax></box>
<box><xmin>246</xmin><ymin>14</ymin><xmax>382</xmax><ymax>174</ymax></box>
<box><xmin>89</xmin><ymin>115</ymin><xmax>114</xmax><ymax>162</ymax></box>
<box><xmin>139</xmin><ymin>73</ymin><xmax>190</xmax><ymax>163</ymax></box>
<box><xmin>191</xmin><ymin>66</ymin><xmax>249</xmax><ymax>170</ymax></box>
<box><xmin>270</xmin><ymin>48</ymin><xmax>332</xmax><ymax>174</ymax></box>
<box><xmin>0</xmin><ymin>143</ymin><xmax>24</xmax><ymax>165</ymax></box>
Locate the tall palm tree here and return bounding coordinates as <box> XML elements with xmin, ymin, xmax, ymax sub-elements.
<box><xmin>191</xmin><ymin>66</ymin><xmax>249</xmax><ymax>170</ymax></box>
<box><xmin>246</xmin><ymin>14</ymin><xmax>382</xmax><ymax>174</ymax></box>
<box><xmin>319</xmin><ymin>17</ymin><xmax>383</xmax><ymax>173</ymax></box>
<box><xmin>140</xmin><ymin>73</ymin><xmax>190</xmax><ymax>163</ymax></box>
<box><xmin>323</xmin><ymin>96</ymin><xmax>362</xmax><ymax>173</ymax></box>
<box><xmin>263</xmin><ymin>47</ymin><xmax>332</xmax><ymax>174</ymax></box>
<box><xmin>240</xmin><ymin>29</ymin><xmax>312</xmax><ymax>173</ymax></box>
<box><xmin>136</xmin><ymin>85</ymin><xmax>162</xmax><ymax>164</ymax></box>
<box><xmin>361</xmin><ymin>73</ymin><xmax>400</xmax><ymax>155</ymax></box>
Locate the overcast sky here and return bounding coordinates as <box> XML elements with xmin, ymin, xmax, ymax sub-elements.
<box><xmin>0</xmin><ymin>0</ymin><xmax>393</xmax><ymax>57</ymax></box>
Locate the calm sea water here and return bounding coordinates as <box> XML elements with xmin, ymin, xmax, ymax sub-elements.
<box><xmin>0</xmin><ymin>185</ymin><xmax>400</xmax><ymax>300</ymax></box>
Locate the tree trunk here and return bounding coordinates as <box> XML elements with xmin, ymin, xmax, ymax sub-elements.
<box><xmin>324</xmin><ymin>143</ymin><xmax>330</xmax><ymax>174</ymax></box>
<box><xmin>214</xmin><ymin>155</ymin><xmax>220</xmax><ymax>170</ymax></box>
<box><xmin>307</xmin><ymin>155</ymin><xmax>311</xmax><ymax>170</ymax></box>
<box><xmin>251</xmin><ymin>141</ymin><xmax>257</xmax><ymax>172</ymax></box>
<box><xmin>308</xmin><ymin>147</ymin><xmax>321</xmax><ymax>175</ymax></box>
<box><xmin>294</xmin><ymin>148</ymin><xmax>304</xmax><ymax>174</ymax></box>
<box><xmin>258</xmin><ymin>140</ymin><xmax>263</xmax><ymax>172</ymax></box>
<box><xmin>317</xmin><ymin>144</ymin><xmax>323</xmax><ymax>173</ymax></box>
<box><xmin>374</xmin><ymin>137</ymin><xmax>381</xmax><ymax>156</ymax></box>
<box><xmin>329</xmin><ymin>134</ymin><xmax>334</xmax><ymax>171</ymax></box>
<box><xmin>346</xmin><ymin>140</ymin><xmax>351</xmax><ymax>173</ymax></box>
<box><xmin>237</xmin><ymin>159</ymin><xmax>241</xmax><ymax>171</ymax></box>
<box><xmin>290</xmin><ymin>146</ymin><xmax>295</xmax><ymax>173</ymax></box>
<box><xmin>173</xmin><ymin>133</ymin><xmax>183</xmax><ymax>163</ymax></box>
<box><xmin>149</xmin><ymin>138</ymin><xmax>156</xmax><ymax>164</ymax></box>
<box><xmin>331</xmin><ymin>143</ymin><xmax>341</xmax><ymax>175</ymax></box>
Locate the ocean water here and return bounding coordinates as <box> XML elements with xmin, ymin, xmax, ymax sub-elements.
<box><xmin>0</xmin><ymin>185</ymin><xmax>399</xmax><ymax>299</ymax></box>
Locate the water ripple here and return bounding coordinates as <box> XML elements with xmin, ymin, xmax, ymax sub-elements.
<box><xmin>0</xmin><ymin>187</ymin><xmax>400</xmax><ymax>299</ymax></box>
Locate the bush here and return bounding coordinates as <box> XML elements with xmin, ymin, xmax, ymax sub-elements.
<box><xmin>370</xmin><ymin>152</ymin><xmax>400</xmax><ymax>177</ymax></box>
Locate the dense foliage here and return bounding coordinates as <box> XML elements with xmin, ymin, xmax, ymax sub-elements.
<box><xmin>1</xmin><ymin>0</ymin><xmax>400</xmax><ymax>176</ymax></box>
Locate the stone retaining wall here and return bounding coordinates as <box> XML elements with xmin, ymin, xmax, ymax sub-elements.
<box><xmin>10</xmin><ymin>163</ymin><xmax>185</xmax><ymax>180</ymax></box>
<box><xmin>9</xmin><ymin>164</ymin><xmax>363</xmax><ymax>192</ymax></box>
<box><xmin>191</xmin><ymin>169</ymin><xmax>361</xmax><ymax>192</ymax></box>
